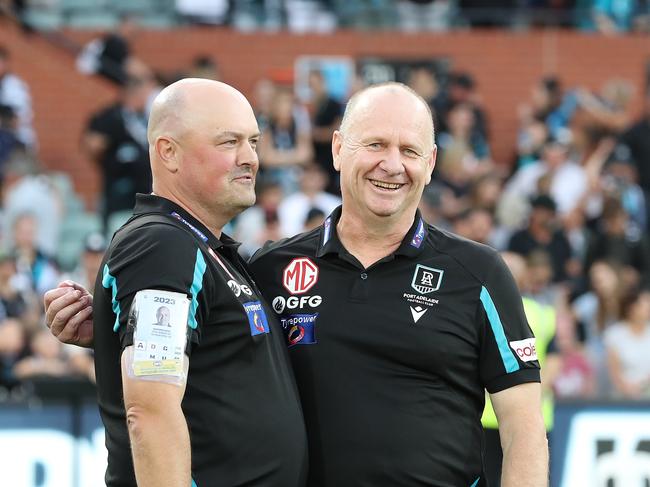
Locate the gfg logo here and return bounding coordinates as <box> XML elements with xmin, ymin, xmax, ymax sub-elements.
<box><xmin>272</xmin><ymin>295</ymin><xmax>322</xmax><ymax>314</ymax></box>
<box><xmin>283</xmin><ymin>257</ymin><xmax>319</xmax><ymax>295</ymax></box>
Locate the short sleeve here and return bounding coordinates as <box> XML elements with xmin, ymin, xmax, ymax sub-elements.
<box><xmin>478</xmin><ymin>253</ymin><xmax>541</xmax><ymax>393</ymax></box>
<box><xmin>100</xmin><ymin>222</ymin><xmax>208</xmax><ymax>354</ymax></box>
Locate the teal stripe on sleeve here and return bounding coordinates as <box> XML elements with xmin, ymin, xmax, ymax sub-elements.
<box><xmin>191</xmin><ymin>479</ymin><xmax>197</xmax><ymax>487</ymax></box>
<box><xmin>470</xmin><ymin>477</ymin><xmax>479</xmax><ymax>487</ymax></box>
<box><xmin>480</xmin><ymin>286</ymin><xmax>519</xmax><ymax>373</ymax></box>
<box><xmin>188</xmin><ymin>249</ymin><xmax>207</xmax><ymax>330</ymax></box>
<box><xmin>101</xmin><ymin>264</ymin><xmax>121</xmax><ymax>332</ymax></box>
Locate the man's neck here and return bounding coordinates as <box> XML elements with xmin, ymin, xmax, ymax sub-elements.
<box><xmin>153</xmin><ymin>190</ymin><xmax>225</xmax><ymax>239</ymax></box>
<box><xmin>336</xmin><ymin>208</ymin><xmax>415</xmax><ymax>269</ymax></box>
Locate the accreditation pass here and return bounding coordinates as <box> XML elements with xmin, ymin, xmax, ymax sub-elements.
<box><xmin>131</xmin><ymin>289</ymin><xmax>190</xmax><ymax>377</ymax></box>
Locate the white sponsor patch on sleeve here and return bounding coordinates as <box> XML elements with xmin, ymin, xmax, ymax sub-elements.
<box><xmin>129</xmin><ymin>289</ymin><xmax>190</xmax><ymax>379</ymax></box>
<box><xmin>509</xmin><ymin>337</ymin><xmax>538</xmax><ymax>362</ymax></box>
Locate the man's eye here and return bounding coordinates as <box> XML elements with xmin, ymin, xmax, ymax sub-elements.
<box><xmin>367</xmin><ymin>143</ymin><xmax>382</xmax><ymax>150</ymax></box>
<box><xmin>403</xmin><ymin>148</ymin><xmax>419</xmax><ymax>157</ymax></box>
<box><xmin>222</xmin><ymin>140</ymin><xmax>237</xmax><ymax>146</ymax></box>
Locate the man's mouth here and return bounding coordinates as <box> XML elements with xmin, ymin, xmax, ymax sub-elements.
<box><xmin>369</xmin><ymin>179</ymin><xmax>404</xmax><ymax>190</ymax></box>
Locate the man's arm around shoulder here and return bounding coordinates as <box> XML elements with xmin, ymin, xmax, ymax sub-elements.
<box><xmin>491</xmin><ymin>382</ymin><xmax>549</xmax><ymax>487</ymax></box>
<box><xmin>121</xmin><ymin>347</ymin><xmax>191</xmax><ymax>487</ymax></box>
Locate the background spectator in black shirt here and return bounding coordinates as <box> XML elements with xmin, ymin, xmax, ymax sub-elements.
<box><xmin>84</xmin><ymin>77</ymin><xmax>152</xmax><ymax>232</ymax></box>
<box><xmin>308</xmin><ymin>70</ymin><xmax>342</xmax><ymax>194</ymax></box>
<box><xmin>508</xmin><ymin>194</ymin><xmax>578</xmax><ymax>283</ymax></box>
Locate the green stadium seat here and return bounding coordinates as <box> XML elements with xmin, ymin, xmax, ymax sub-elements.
<box><xmin>23</xmin><ymin>8</ymin><xmax>64</xmax><ymax>31</ymax></box>
<box><xmin>57</xmin><ymin>212</ymin><xmax>103</xmax><ymax>271</ymax></box>
<box><xmin>66</xmin><ymin>9</ymin><xmax>119</xmax><ymax>29</ymax></box>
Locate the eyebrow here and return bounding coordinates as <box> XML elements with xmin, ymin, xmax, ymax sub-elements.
<box><xmin>215</xmin><ymin>131</ymin><xmax>261</xmax><ymax>140</ymax></box>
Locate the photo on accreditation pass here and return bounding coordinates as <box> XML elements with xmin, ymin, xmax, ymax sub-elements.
<box><xmin>128</xmin><ymin>290</ymin><xmax>190</xmax><ymax>377</ymax></box>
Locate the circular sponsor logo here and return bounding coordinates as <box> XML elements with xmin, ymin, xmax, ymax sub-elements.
<box><xmin>272</xmin><ymin>296</ymin><xmax>286</xmax><ymax>314</ymax></box>
<box><xmin>227</xmin><ymin>280</ymin><xmax>241</xmax><ymax>297</ymax></box>
<box><xmin>288</xmin><ymin>325</ymin><xmax>305</xmax><ymax>345</ymax></box>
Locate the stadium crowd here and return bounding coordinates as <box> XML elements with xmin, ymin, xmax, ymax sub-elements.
<box><xmin>1</xmin><ymin>22</ymin><xmax>650</xmax><ymax>408</ymax></box>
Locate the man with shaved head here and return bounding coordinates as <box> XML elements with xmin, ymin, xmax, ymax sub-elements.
<box><xmin>46</xmin><ymin>78</ymin><xmax>307</xmax><ymax>487</ymax></box>
<box><xmin>46</xmin><ymin>82</ymin><xmax>546</xmax><ymax>486</ymax></box>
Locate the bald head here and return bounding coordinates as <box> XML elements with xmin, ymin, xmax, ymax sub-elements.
<box><xmin>339</xmin><ymin>82</ymin><xmax>435</xmax><ymax>148</ymax></box>
<box><xmin>147</xmin><ymin>78</ymin><xmax>253</xmax><ymax>146</ymax></box>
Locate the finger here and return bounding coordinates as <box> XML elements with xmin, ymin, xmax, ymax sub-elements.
<box><xmin>48</xmin><ymin>294</ymin><xmax>89</xmax><ymax>333</ymax></box>
<box><xmin>43</xmin><ymin>286</ymin><xmax>75</xmax><ymax>309</ymax></box>
<box><xmin>63</xmin><ymin>281</ymin><xmax>90</xmax><ymax>295</ymax></box>
<box><xmin>56</xmin><ymin>307</ymin><xmax>94</xmax><ymax>344</ymax></box>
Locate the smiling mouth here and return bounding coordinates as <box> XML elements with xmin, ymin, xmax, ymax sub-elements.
<box><xmin>369</xmin><ymin>179</ymin><xmax>404</xmax><ymax>190</ymax></box>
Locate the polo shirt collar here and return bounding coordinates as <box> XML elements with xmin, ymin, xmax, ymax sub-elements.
<box><xmin>132</xmin><ymin>193</ymin><xmax>240</xmax><ymax>250</ymax></box>
<box><xmin>316</xmin><ymin>205</ymin><xmax>428</xmax><ymax>259</ymax></box>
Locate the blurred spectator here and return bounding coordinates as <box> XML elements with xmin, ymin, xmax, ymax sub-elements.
<box><xmin>451</xmin><ymin>207</ymin><xmax>497</xmax><ymax>246</ymax></box>
<box><xmin>13</xmin><ymin>329</ymin><xmax>71</xmax><ymax>380</ymax></box>
<box><xmin>308</xmin><ymin>70</ymin><xmax>343</xmax><ymax>194</ymax></box>
<box><xmin>396</xmin><ymin>0</ymin><xmax>456</xmax><ymax>31</ymax></box>
<box><xmin>304</xmin><ymin>207</ymin><xmax>326</xmax><ymax>232</ymax></box>
<box><xmin>1</xmin><ymin>151</ymin><xmax>64</xmax><ymax>257</ymax></box>
<box><xmin>572</xmin><ymin>259</ymin><xmax>625</xmax><ymax>395</ymax></box>
<box><xmin>0</xmin><ymin>251</ymin><xmax>36</xmax><ymax>325</ymax></box>
<box><xmin>0</xmin><ymin>317</ymin><xmax>26</xmax><ymax>390</ymax></box>
<box><xmin>590</xmin><ymin>0</ymin><xmax>640</xmax><ymax>33</ymax></box>
<box><xmin>437</xmin><ymin>102</ymin><xmax>491</xmax><ymax>167</ymax></box>
<box><xmin>11</xmin><ymin>213</ymin><xmax>59</xmax><ymax>297</ymax></box>
<box><xmin>188</xmin><ymin>55</ymin><xmax>220</xmax><ymax>80</ymax></box>
<box><xmin>584</xmin><ymin>197</ymin><xmax>650</xmax><ymax>289</ymax></box>
<box><xmin>252</xmin><ymin>77</ymin><xmax>276</xmax><ymax>130</ymax></box>
<box><xmin>604</xmin><ymin>287</ymin><xmax>650</xmax><ymax>398</ymax></box>
<box><xmin>433</xmin><ymin>71</ymin><xmax>488</xmax><ymax>141</ymax></box>
<box><xmin>519</xmin><ymin>76</ymin><xmax>577</xmax><ymax>141</ymax></box>
<box><xmin>600</xmin><ymin>143</ymin><xmax>647</xmax><ymax>232</ymax></box>
<box><xmin>76</xmin><ymin>15</ymin><xmax>141</xmax><ymax>86</ymax></box>
<box><xmin>508</xmin><ymin>194</ymin><xmax>578</xmax><ymax>283</ymax></box>
<box><xmin>499</xmin><ymin>132</ymin><xmax>587</xmax><ymax>224</ymax></box>
<box><xmin>333</xmin><ymin>0</ymin><xmax>397</xmax><ymax>29</ymax></box>
<box><xmin>278</xmin><ymin>163</ymin><xmax>341</xmax><ymax>237</ymax></box>
<box><xmin>84</xmin><ymin>77</ymin><xmax>153</xmax><ymax>232</ymax></box>
<box><xmin>0</xmin><ymin>44</ymin><xmax>35</xmax><ymax>148</ymax></box>
<box><xmin>258</xmin><ymin>87</ymin><xmax>313</xmax><ymax>194</ymax></box>
<box><xmin>620</xmin><ymin>87</ymin><xmax>650</xmax><ymax>198</ymax></box>
<box><xmin>233</xmin><ymin>179</ymin><xmax>284</xmax><ymax>259</ymax></box>
<box><xmin>0</xmin><ymin>105</ymin><xmax>23</xmax><ymax>169</ymax></box>
<box><xmin>516</xmin><ymin>119</ymin><xmax>549</xmax><ymax>168</ymax></box>
<box><xmin>63</xmin><ymin>232</ymin><xmax>107</xmax><ymax>290</ymax></box>
<box><xmin>176</xmin><ymin>0</ymin><xmax>230</xmax><ymax>24</ymax></box>
<box><xmin>458</xmin><ymin>0</ymin><xmax>518</xmax><ymax>26</ymax></box>
<box><xmin>407</xmin><ymin>66</ymin><xmax>439</xmax><ymax>114</ymax></box>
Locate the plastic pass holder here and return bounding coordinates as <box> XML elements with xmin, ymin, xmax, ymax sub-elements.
<box><xmin>126</xmin><ymin>289</ymin><xmax>190</xmax><ymax>384</ymax></box>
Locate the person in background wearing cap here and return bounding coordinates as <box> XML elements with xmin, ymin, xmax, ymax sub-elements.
<box><xmin>508</xmin><ymin>194</ymin><xmax>578</xmax><ymax>283</ymax></box>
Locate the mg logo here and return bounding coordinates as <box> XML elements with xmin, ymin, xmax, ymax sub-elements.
<box><xmin>411</xmin><ymin>264</ymin><xmax>444</xmax><ymax>294</ymax></box>
<box><xmin>283</xmin><ymin>257</ymin><xmax>319</xmax><ymax>295</ymax></box>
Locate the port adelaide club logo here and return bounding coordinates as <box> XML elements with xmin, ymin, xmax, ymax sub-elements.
<box><xmin>404</xmin><ymin>264</ymin><xmax>444</xmax><ymax>324</ymax></box>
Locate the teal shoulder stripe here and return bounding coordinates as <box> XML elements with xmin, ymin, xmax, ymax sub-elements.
<box><xmin>480</xmin><ymin>286</ymin><xmax>519</xmax><ymax>373</ymax></box>
<box><xmin>191</xmin><ymin>479</ymin><xmax>197</xmax><ymax>487</ymax></box>
<box><xmin>101</xmin><ymin>264</ymin><xmax>121</xmax><ymax>332</ymax></box>
<box><xmin>470</xmin><ymin>477</ymin><xmax>479</xmax><ymax>487</ymax></box>
<box><xmin>188</xmin><ymin>249</ymin><xmax>207</xmax><ymax>330</ymax></box>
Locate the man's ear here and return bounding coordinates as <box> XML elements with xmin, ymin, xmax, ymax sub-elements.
<box><xmin>332</xmin><ymin>131</ymin><xmax>343</xmax><ymax>173</ymax></box>
<box><xmin>425</xmin><ymin>144</ymin><xmax>437</xmax><ymax>185</ymax></box>
<box><xmin>155</xmin><ymin>136</ymin><xmax>180</xmax><ymax>173</ymax></box>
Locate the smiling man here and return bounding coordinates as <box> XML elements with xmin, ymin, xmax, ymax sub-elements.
<box><xmin>250</xmin><ymin>83</ymin><xmax>548</xmax><ymax>487</ymax></box>
<box><xmin>45</xmin><ymin>82</ymin><xmax>546</xmax><ymax>487</ymax></box>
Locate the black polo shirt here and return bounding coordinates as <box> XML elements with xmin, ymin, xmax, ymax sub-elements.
<box><xmin>249</xmin><ymin>206</ymin><xmax>540</xmax><ymax>487</ymax></box>
<box><xmin>93</xmin><ymin>194</ymin><xmax>307</xmax><ymax>487</ymax></box>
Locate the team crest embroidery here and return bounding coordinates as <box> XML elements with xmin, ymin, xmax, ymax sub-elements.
<box><xmin>411</xmin><ymin>264</ymin><xmax>444</xmax><ymax>294</ymax></box>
